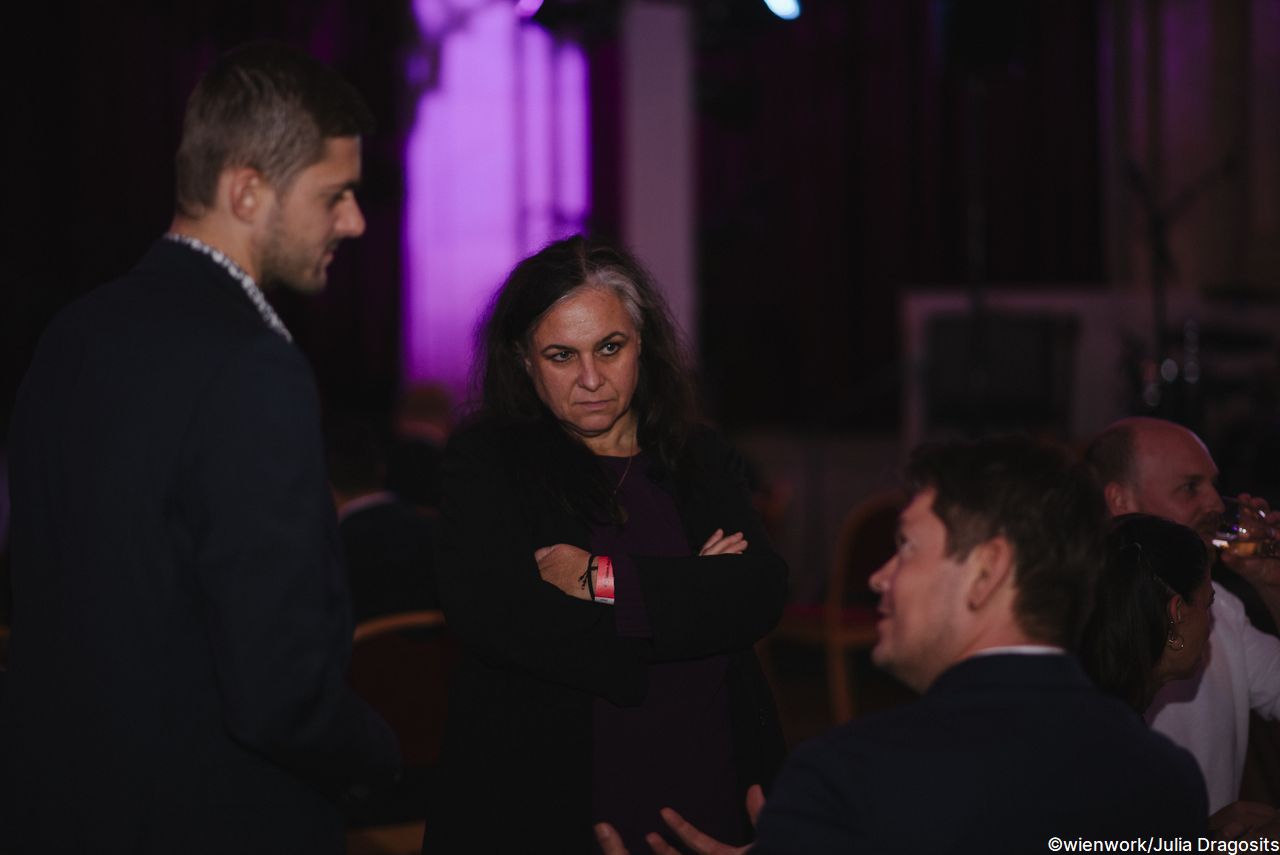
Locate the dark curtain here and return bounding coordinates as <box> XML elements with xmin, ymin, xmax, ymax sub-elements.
<box><xmin>695</xmin><ymin>0</ymin><xmax>1103</xmax><ymax>430</ymax></box>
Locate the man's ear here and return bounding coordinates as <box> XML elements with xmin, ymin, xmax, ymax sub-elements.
<box><xmin>966</xmin><ymin>536</ymin><xmax>1014</xmax><ymax>611</ymax></box>
<box><xmin>1104</xmin><ymin>481</ymin><xmax>1136</xmax><ymax>516</ymax></box>
<box><xmin>226</xmin><ymin>167</ymin><xmax>268</xmax><ymax>223</ymax></box>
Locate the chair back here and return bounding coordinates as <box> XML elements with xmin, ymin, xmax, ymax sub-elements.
<box><xmin>350</xmin><ymin>610</ymin><xmax>454</xmax><ymax>768</ymax></box>
<box><xmin>824</xmin><ymin>489</ymin><xmax>905</xmax><ymax>623</ymax></box>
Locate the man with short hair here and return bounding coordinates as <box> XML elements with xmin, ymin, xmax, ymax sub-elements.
<box><xmin>1087</xmin><ymin>417</ymin><xmax>1280</xmax><ymax>813</ymax></box>
<box><xmin>1</xmin><ymin>44</ymin><xmax>398</xmax><ymax>854</ymax></box>
<box><xmin>751</xmin><ymin>437</ymin><xmax>1205</xmax><ymax>851</ymax></box>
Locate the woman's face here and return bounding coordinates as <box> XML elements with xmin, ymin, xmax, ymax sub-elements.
<box><xmin>525</xmin><ymin>286</ymin><xmax>641</xmax><ymax>452</ymax></box>
<box><xmin>1162</xmin><ymin>570</ymin><xmax>1215</xmax><ymax>682</ymax></box>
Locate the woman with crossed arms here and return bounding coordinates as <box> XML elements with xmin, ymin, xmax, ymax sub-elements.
<box><xmin>425</xmin><ymin>235</ymin><xmax>787</xmax><ymax>853</ymax></box>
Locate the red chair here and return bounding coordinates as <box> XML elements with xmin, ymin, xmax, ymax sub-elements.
<box><xmin>768</xmin><ymin>489</ymin><xmax>904</xmax><ymax>724</ymax></box>
<box><xmin>346</xmin><ymin>610</ymin><xmax>456</xmax><ymax>855</ymax></box>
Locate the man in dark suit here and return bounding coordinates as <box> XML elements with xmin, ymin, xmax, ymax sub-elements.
<box><xmin>594</xmin><ymin>438</ymin><xmax>1207</xmax><ymax>855</ymax></box>
<box><xmin>750</xmin><ymin>438</ymin><xmax>1207</xmax><ymax>852</ymax></box>
<box><xmin>1</xmin><ymin>44</ymin><xmax>398</xmax><ymax>854</ymax></box>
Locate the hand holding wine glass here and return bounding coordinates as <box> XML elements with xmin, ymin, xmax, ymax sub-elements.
<box><xmin>1213</xmin><ymin>495</ymin><xmax>1280</xmax><ymax>587</ymax></box>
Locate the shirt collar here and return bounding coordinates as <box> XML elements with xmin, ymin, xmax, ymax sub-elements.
<box><xmin>164</xmin><ymin>233</ymin><xmax>293</xmax><ymax>343</ymax></box>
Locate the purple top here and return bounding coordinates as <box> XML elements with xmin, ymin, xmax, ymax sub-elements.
<box><xmin>589</xmin><ymin>455</ymin><xmax>744</xmax><ymax>850</ymax></box>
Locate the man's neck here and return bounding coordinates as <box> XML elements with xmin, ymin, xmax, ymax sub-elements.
<box><xmin>954</xmin><ymin>622</ymin><xmax>1046</xmax><ymax>662</ymax></box>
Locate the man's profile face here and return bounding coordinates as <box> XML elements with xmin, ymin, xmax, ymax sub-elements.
<box><xmin>868</xmin><ymin>488</ymin><xmax>970</xmax><ymax>692</ymax></box>
<box><xmin>1128</xmin><ymin>425</ymin><xmax>1224</xmax><ymax>545</ymax></box>
<box><xmin>256</xmin><ymin>136</ymin><xmax>365</xmax><ymax>293</ymax></box>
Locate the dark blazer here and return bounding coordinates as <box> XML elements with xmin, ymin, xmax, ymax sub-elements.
<box><xmin>754</xmin><ymin>653</ymin><xmax>1209</xmax><ymax>853</ymax></box>
<box><xmin>425</xmin><ymin>420</ymin><xmax>788</xmax><ymax>852</ymax></box>
<box><xmin>1</xmin><ymin>240</ymin><xmax>399</xmax><ymax>855</ymax></box>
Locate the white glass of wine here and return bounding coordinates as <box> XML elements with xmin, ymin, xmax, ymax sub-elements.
<box><xmin>1211</xmin><ymin>497</ymin><xmax>1280</xmax><ymax>559</ymax></box>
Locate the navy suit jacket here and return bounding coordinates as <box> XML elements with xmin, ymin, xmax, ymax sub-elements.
<box><xmin>1</xmin><ymin>240</ymin><xmax>398</xmax><ymax>854</ymax></box>
<box><xmin>755</xmin><ymin>653</ymin><xmax>1207</xmax><ymax>853</ymax></box>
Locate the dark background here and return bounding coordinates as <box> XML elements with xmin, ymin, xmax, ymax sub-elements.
<box><xmin>3</xmin><ymin>0</ymin><xmax>1105</xmax><ymax>437</ymax></box>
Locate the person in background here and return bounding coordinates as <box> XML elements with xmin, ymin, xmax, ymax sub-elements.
<box><xmin>427</xmin><ymin>234</ymin><xmax>787</xmax><ymax>853</ymax></box>
<box><xmin>1</xmin><ymin>44</ymin><xmax>398</xmax><ymax>855</ymax></box>
<box><xmin>1087</xmin><ymin>417</ymin><xmax>1280</xmax><ymax>813</ymax></box>
<box><xmin>1079</xmin><ymin>514</ymin><xmax>1214</xmax><ymax>713</ymax></box>
<box><xmin>385</xmin><ymin>382</ymin><xmax>454</xmax><ymax>510</ymax></box>
<box><xmin>1079</xmin><ymin>513</ymin><xmax>1279</xmax><ymax>840</ymax></box>
<box><xmin>325</xmin><ymin>414</ymin><xmax>438</xmax><ymax>624</ymax></box>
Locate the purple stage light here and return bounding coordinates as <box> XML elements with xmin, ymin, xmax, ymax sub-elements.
<box><xmin>515</xmin><ymin>0</ymin><xmax>545</xmax><ymax>18</ymax></box>
<box><xmin>404</xmin><ymin>0</ymin><xmax>590</xmax><ymax>396</ymax></box>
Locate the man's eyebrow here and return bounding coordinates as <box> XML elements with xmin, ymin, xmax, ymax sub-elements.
<box><xmin>322</xmin><ymin>179</ymin><xmax>361</xmax><ymax>193</ymax></box>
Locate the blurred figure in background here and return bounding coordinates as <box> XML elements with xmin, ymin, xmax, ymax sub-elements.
<box><xmin>1079</xmin><ymin>514</ymin><xmax>1213</xmax><ymax>713</ymax></box>
<box><xmin>1080</xmin><ymin>513</ymin><xmax>1279</xmax><ymax>839</ymax></box>
<box><xmin>325</xmin><ymin>414</ymin><xmax>438</xmax><ymax>624</ymax></box>
<box><xmin>1088</xmin><ymin>417</ymin><xmax>1280</xmax><ymax>812</ymax></box>
<box><xmin>385</xmin><ymin>382</ymin><xmax>454</xmax><ymax>510</ymax></box>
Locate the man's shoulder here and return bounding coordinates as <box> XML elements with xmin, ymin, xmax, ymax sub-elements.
<box><xmin>46</xmin><ymin>239</ymin><xmax>278</xmax><ymax>351</ymax></box>
<box><xmin>769</xmin><ymin>657</ymin><xmax>1206</xmax><ymax>845</ymax></box>
<box><xmin>1201</xmin><ymin>582</ymin><xmax>1279</xmax><ymax>672</ymax></box>
<box><xmin>796</xmin><ymin>654</ymin><xmax>1186</xmax><ymax>761</ymax></box>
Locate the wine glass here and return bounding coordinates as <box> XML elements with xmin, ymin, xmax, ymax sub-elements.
<box><xmin>1211</xmin><ymin>497</ymin><xmax>1280</xmax><ymax>559</ymax></box>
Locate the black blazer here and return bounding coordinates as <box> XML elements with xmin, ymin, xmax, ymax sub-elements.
<box><xmin>425</xmin><ymin>420</ymin><xmax>788</xmax><ymax>852</ymax></box>
<box><xmin>754</xmin><ymin>653</ymin><xmax>1209</xmax><ymax>853</ymax></box>
<box><xmin>1</xmin><ymin>240</ymin><xmax>399</xmax><ymax>855</ymax></box>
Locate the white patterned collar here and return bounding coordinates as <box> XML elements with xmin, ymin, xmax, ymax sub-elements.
<box><xmin>164</xmin><ymin>233</ymin><xmax>293</xmax><ymax>343</ymax></box>
<box><xmin>971</xmin><ymin>645</ymin><xmax>1066</xmax><ymax>657</ymax></box>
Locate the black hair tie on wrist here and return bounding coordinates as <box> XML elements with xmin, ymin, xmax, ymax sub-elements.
<box><xmin>581</xmin><ymin>553</ymin><xmax>597</xmax><ymax>600</ymax></box>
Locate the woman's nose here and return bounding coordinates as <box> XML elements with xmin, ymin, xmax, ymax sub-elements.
<box><xmin>577</xmin><ymin>356</ymin><xmax>603</xmax><ymax>390</ymax></box>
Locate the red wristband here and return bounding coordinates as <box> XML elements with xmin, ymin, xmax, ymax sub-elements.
<box><xmin>594</xmin><ymin>555</ymin><xmax>615</xmax><ymax>605</ymax></box>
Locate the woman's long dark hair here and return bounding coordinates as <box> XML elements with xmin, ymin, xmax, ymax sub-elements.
<box><xmin>1078</xmin><ymin>514</ymin><xmax>1208</xmax><ymax>712</ymax></box>
<box><xmin>469</xmin><ymin>234</ymin><xmax>699</xmax><ymax>522</ymax></box>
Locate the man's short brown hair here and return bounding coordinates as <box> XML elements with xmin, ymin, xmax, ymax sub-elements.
<box><xmin>174</xmin><ymin>43</ymin><xmax>373</xmax><ymax>217</ymax></box>
<box><xmin>906</xmin><ymin>436</ymin><xmax>1108</xmax><ymax>648</ymax></box>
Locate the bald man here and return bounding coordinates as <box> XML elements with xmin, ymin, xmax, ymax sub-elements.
<box><xmin>1087</xmin><ymin>417</ymin><xmax>1280</xmax><ymax>812</ymax></box>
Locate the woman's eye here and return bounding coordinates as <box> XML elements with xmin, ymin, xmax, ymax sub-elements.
<box><xmin>600</xmin><ymin>342</ymin><xmax>621</xmax><ymax>356</ymax></box>
<box><xmin>549</xmin><ymin>350</ymin><xmax>573</xmax><ymax>363</ymax></box>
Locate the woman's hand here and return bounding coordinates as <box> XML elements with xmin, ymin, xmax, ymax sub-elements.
<box><xmin>534</xmin><ymin>544</ymin><xmax>593</xmax><ymax>600</ymax></box>
<box><xmin>699</xmin><ymin>528</ymin><xmax>748</xmax><ymax>557</ymax></box>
